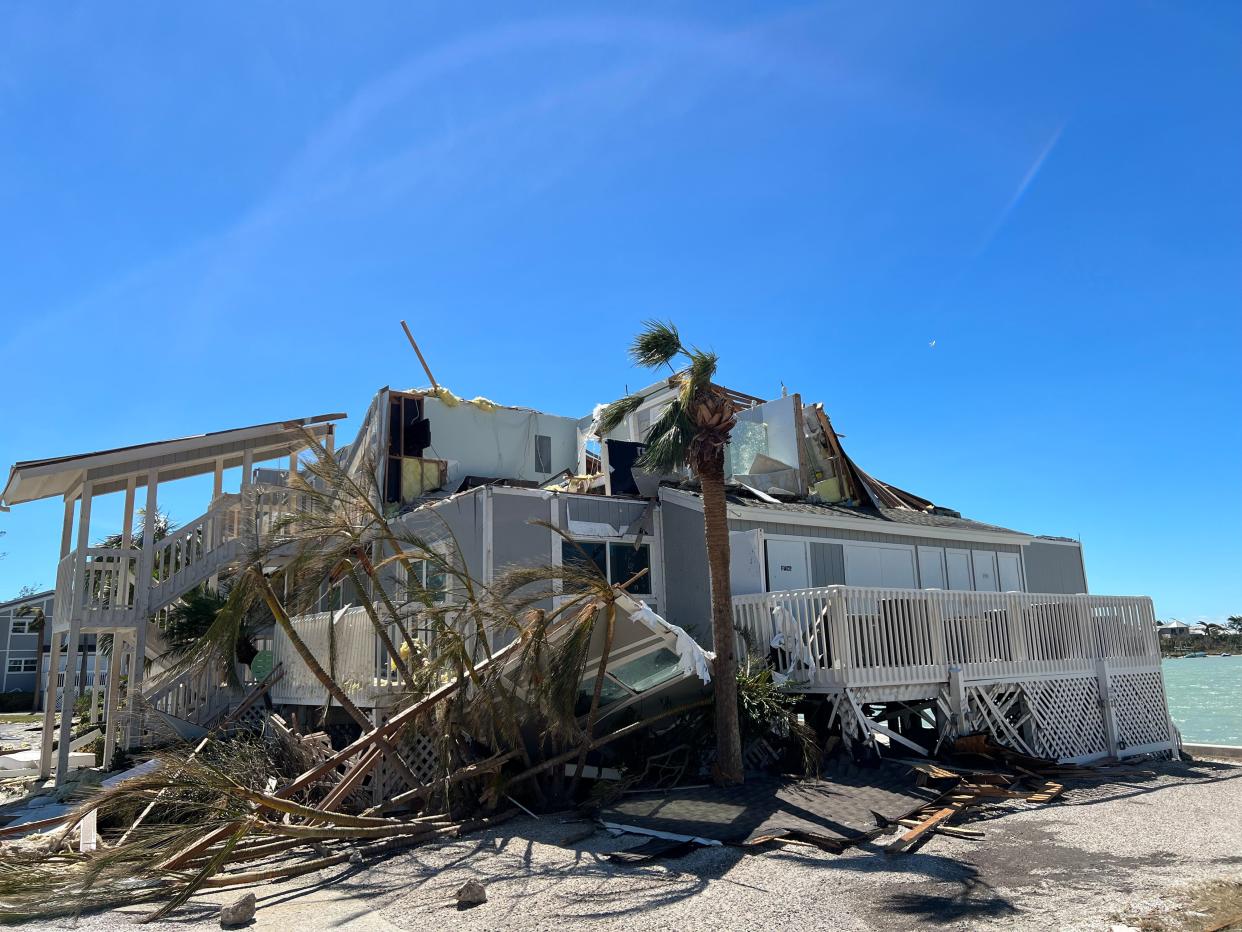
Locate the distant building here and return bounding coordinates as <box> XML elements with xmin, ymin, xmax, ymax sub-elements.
<box><xmin>1158</xmin><ymin>620</ymin><xmax>1192</xmax><ymax>639</ymax></box>
<box><xmin>0</xmin><ymin>589</ymin><xmax>99</xmax><ymax>705</ymax></box>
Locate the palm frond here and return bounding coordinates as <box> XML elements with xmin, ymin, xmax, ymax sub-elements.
<box><xmin>595</xmin><ymin>393</ymin><xmax>645</xmax><ymax>437</ymax></box>
<box><xmin>629</xmin><ymin>320</ymin><xmax>683</xmax><ymax>368</ymax></box>
<box><xmin>637</xmin><ymin>397</ymin><xmax>695</xmax><ymax>473</ymax></box>
<box><xmin>683</xmin><ymin>347</ymin><xmax>719</xmax><ymax>398</ymax></box>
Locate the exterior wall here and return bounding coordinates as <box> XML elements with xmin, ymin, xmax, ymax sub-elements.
<box><xmin>659</xmin><ymin>497</ymin><xmax>711</xmax><ymax>646</ymax></box>
<box><xmin>727</xmin><ymin>517</ymin><xmax>1023</xmax><ymax>553</ymax></box>
<box><xmin>419</xmin><ymin>397</ymin><xmax>578</xmax><ymax>489</ymax></box>
<box><xmin>1022</xmin><ymin>539</ymin><xmax>1088</xmax><ymax>594</ymax></box>
<box><xmin>556</xmin><ymin>495</ymin><xmax>650</xmax><ymax>536</ymax></box>
<box><xmin>396</xmin><ymin>488</ymin><xmax>487</xmax><ymax>585</ymax></box>
<box><xmin>493</xmin><ymin>491</ymin><xmax>555</xmax><ymax>573</ymax></box>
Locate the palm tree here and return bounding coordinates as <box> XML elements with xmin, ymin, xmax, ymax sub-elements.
<box><xmin>161</xmin><ymin>587</ymin><xmax>258</xmax><ymax>667</ymax></box>
<box><xmin>597</xmin><ymin>320</ymin><xmax>745</xmax><ymax>785</ymax></box>
<box><xmin>1227</xmin><ymin>616</ymin><xmax>1242</xmax><ymax>635</ymax></box>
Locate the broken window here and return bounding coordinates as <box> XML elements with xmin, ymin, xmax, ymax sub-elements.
<box><xmin>534</xmin><ymin>434</ymin><xmax>552</xmax><ymax>474</ymax></box>
<box><xmin>608</xmin><ymin>542</ymin><xmax>651</xmax><ymax>594</ymax></box>
<box><xmin>383</xmin><ymin>393</ymin><xmax>443</xmax><ymax>506</ymax></box>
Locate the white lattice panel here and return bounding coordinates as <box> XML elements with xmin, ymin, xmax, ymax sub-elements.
<box><xmin>1016</xmin><ymin>676</ymin><xmax>1108</xmax><ymax>761</ymax></box>
<box><xmin>1110</xmin><ymin>671</ymin><xmax>1173</xmax><ymax>752</ymax></box>
<box><xmin>963</xmin><ymin>682</ymin><xmax>1028</xmax><ymax>748</ymax></box>
<box><xmin>379</xmin><ymin>728</ymin><xmax>442</xmax><ymax>799</ymax></box>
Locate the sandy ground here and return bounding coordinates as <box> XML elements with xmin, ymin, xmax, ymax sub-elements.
<box><xmin>18</xmin><ymin>756</ymin><xmax>1242</xmax><ymax>932</ymax></box>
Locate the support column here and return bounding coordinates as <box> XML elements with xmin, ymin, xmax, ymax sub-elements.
<box><xmin>89</xmin><ymin>652</ymin><xmax>103</xmax><ymax>724</ymax></box>
<box><xmin>37</xmin><ymin>632</ymin><xmax>63</xmax><ymax>780</ymax></box>
<box><xmin>209</xmin><ymin>459</ymin><xmax>224</xmax><ymax>591</ymax></box>
<box><xmin>947</xmin><ymin>665</ymin><xmax>967</xmax><ymax>738</ymax></box>
<box><xmin>56</xmin><ymin>481</ymin><xmax>93</xmax><ymax>784</ymax></box>
<box><xmin>126</xmin><ymin>470</ymin><xmax>158</xmax><ymax>749</ymax></box>
<box><xmin>101</xmin><ymin>633</ymin><xmax>124</xmax><ymax>768</ymax></box>
<box><xmin>241</xmin><ymin>449</ymin><xmax>254</xmax><ymax>547</ymax></box>
<box><xmin>122</xmin><ymin>639</ymin><xmax>140</xmax><ymax>750</ymax></box>
<box><xmin>40</xmin><ymin>495</ymin><xmax>77</xmax><ymax>780</ymax></box>
<box><xmin>121</xmin><ymin>477</ymin><xmax>136</xmax><ymax>608</ymax></box>
<box><xmin>287</xmin><ymin>450</ymin><xmax>298</xmax><ymax>532</ymax></box>
<box><xmin>1096</xmin><ymin>658</ymin><xmax>1119</xmax><ymax>758</ymax></box>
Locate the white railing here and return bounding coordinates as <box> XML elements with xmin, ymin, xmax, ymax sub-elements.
<box><xmin>55</xmin><ymin>547</ymin><xmax>142</xmax><ymax>630</ymax></box>
<box><xmin>54</xmin><ymin>494</ymin><xmax>249</xmax><ymax>634</ymax></box>
<box><xmin>269</xmin><ymin>606</ymin><xmax>409</xmax><ymax>707</ymax></box>
<box><xmin>144</xmin><ymin>662</ymin><xmax>233</xmax><ymax>727</ymax></box>
<box><xmin>146</xmin><ymin>495</ymin><xmax>244</xmax><ymax>613</ymax></box>
<box><xmin>732</xmin><ymin>586</ymin><xmax>1160</xmax><ymax>690</ymax></box>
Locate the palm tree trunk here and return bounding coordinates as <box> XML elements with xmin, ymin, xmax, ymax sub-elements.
<box><xmin>78</xmin><ymin>641</ymin><xmax>89</xmax><ymax>717</ymax></box>
<box><xmin>700</xmin><ymin>456</ymin><xmax>744</xmax><ymax>785</ymax></box>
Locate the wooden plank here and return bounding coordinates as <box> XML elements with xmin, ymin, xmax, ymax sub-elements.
<box><xmin>888</xmin><ymin>804</ymin><xmax>962</xmax><ymax>853</ymax></box>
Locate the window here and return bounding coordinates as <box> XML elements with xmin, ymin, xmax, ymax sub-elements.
<box><xmin>397</xmin><ymin>556</ymin><xmax>449</xmax><ymax>606</ymax></box>
<box><xmin>10</xmin><ymin>616</ymin><xmax>35</xmax><ymax>635</ymax></box>
<box><xmin>562</xmin><ymin>541</ymin><xmax>607</xmax><ymax>581</ymax></box>
<box><xmin>534</xmin><ymin>434</ymin><xmax>552</xmax><ymax>474</ymax></box>
<box><xmin>574</xmin><ymin>676</ymin><xmax>629</xmax><ymax>715</ymax></box>
<box><xmin>560</xmin><ymin>541</ymin><xmax>652</xmax><ymax>595</ymax></box>
<box><xmin>610</xmin><ymin>648</ymin><xmax>682</xmax><ymax>692</ymax></box>
<box><xmin>7</xmin><ymin>658</ymin><xmax>36</xmax><ymax>673</ymax></box>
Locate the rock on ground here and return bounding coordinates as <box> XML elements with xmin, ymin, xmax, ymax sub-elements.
<box><xmin>219</xmin><ymin>892</ymin><xmax>255</xmax><ymax>927</ymax></box>
<box><xmin>455</xmin><ymin>880</ymin><xmax>487</xmax><ymax>909</ymax></box>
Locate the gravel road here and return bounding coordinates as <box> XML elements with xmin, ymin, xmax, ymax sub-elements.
<box><xmin>20</xmin><ymin>756</ymin><xmax>1242</xmax><ymax>932</ymax></box>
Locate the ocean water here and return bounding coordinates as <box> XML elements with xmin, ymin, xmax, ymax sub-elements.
<box><xmin>1162</xmin><ymin>655</ymin><xmax>1242</xmax><ymax>745</ymax></box>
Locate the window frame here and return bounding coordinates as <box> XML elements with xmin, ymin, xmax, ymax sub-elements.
<box><xmin>559</xmin><ymin>539</ymin><xmax>653</xmax><ymax>596</ymax></box>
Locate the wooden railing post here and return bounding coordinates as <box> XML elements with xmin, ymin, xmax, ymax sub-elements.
<box><xmin>1007</xmin><ymin>592</ymin><xmax>1029</xmax><ymax>665</ymax></box>
<box><xmin>828</xmin><ymin>586</ymin><xmax>850</xmax><ymax>684</ymax></box>
<box><xmin>1096</xmin><ymin>658</ymin><xmax>1119</xmax><ymax>758</ymax></box>
<box><xmin>927</xmin><ymin>594</ymin><xmax>947</xmax><ymax>674</ymax></box>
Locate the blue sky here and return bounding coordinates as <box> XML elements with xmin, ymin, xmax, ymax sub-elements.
<box><xmin>0</xmin><ymin>2</ymin><xmax>1238</xmax><ymax>620</ymax></box>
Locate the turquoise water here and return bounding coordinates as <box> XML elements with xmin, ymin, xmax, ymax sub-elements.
<box><xmin>1162</xmin><ymin>655</ymin><xmax>1242</xmax><ymax>745</ymax></box>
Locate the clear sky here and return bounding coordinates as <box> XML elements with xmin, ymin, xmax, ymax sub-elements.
<box><xmin>0</xmin><ymin>3</ymin><xmax>1238</xmax><ymax>620</ymax></box>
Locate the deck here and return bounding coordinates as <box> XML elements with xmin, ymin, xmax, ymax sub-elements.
<box><xmin>733</xmin><ymin>585</ymin><xmax>1175</xmax><ymax>762</ymax></box>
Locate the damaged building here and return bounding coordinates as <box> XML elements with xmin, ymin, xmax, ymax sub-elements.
<box><xmin>264</xmin><ymin>377</ymin><xmax>1172</xmax><ymax>766</ymax></box>
<box><xmin>0</xmin><ymin>373</ymin><xmax>1175</xmax><ymax>791</ymax></box>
